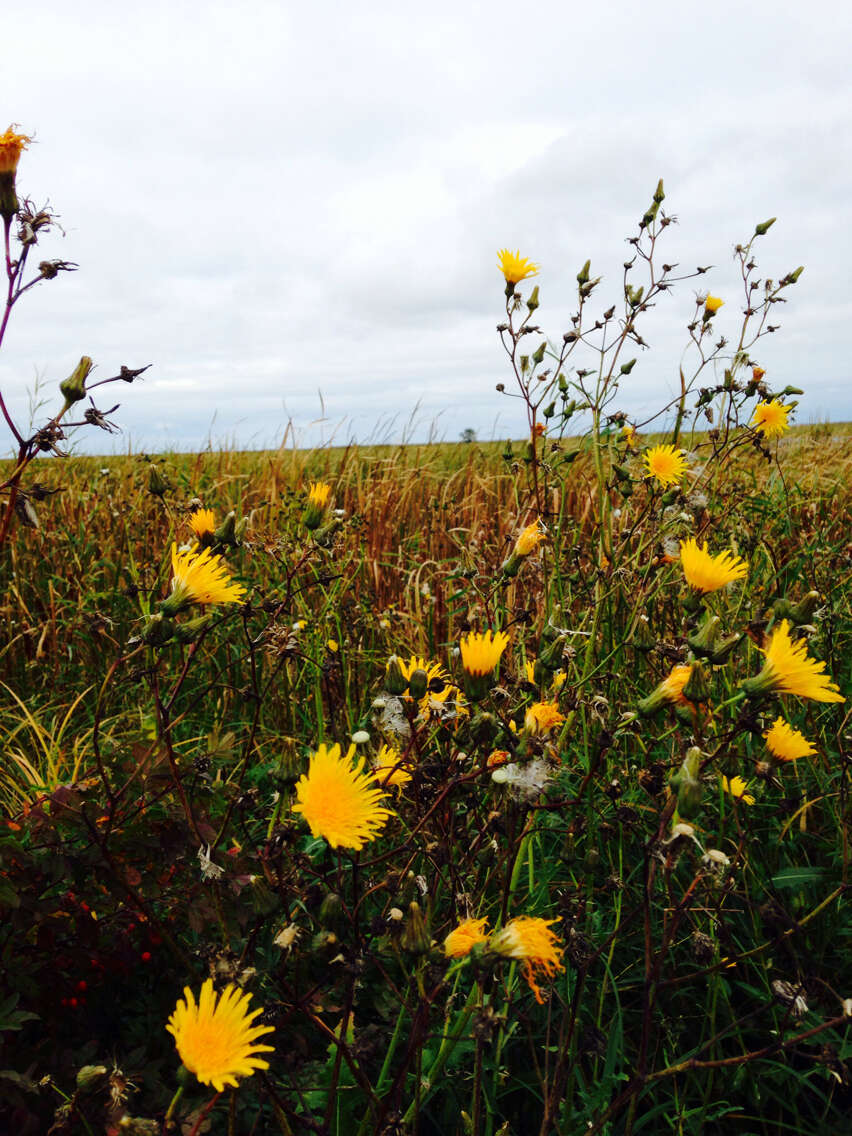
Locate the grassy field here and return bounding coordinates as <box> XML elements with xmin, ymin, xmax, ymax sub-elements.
<box><xmin>0</xmin><ymin>421</ymin><xmax>850</xmax><ymax>1135</ymax></box>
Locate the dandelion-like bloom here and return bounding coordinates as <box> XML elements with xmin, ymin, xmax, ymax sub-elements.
<box><xmin>721</xmin><ymin>775</ymin><xmax>755</xmax><ymax>806</ymax></box>
<box><xmin>622</xmin><ymin>424</ymin><xmax>638</xmax><ymax>449</ymax></box>
<box><xmin>398</xmin><ymin>655</ymin><xmax>448</xmax><ymax>687</ymax></box>
<box><xmin>514</xmin><ymin>521</ymin><xmax>547</xmax><ymax>557</ymax></box>
<box><xmin>679</xmin><ymin>537</ymin><xmax>748</xmax><ymax>594</ymax></box>
<box><xmin>293</xmin><ymin>743</ymin><xmax>394</xmax><ymax>850</ymax></box>
<box><xmin>0</xmin><ymin>126</ymin><xmax>31</xmax><ymax>174</ymax></box>
<box><xmin>444</xmin><ymin>917</ymin><xmax>489</xmax><ymax>958</ymax></box>
<box><xmin>742</xmin><ymin>620</ymin><xmax>845</xmax><ymax>703</ymax></box>
<box><xmin>164</xmin><ymin>543</ymin><xmax>245</xmax><ymax>614</ymax></box>
<box><xmin>637</xmin><ymin>664</ymin><xmax>694</xmax><ymax>716</ymax></box>
<box><xmin>373</xmin><ymin>744</ymin><xmax>411</xmax><ymax>789</ymax></box>
<box><xmin>460</xmin><ymin>630</ymin><xmax>509</xmax><ymax>677</ymax></box>
<box><xmin>764</xmin><ymin>716</ymin><xmax>817</xmax><ymax>762</ymax></box>
<box><xmin>497</xmin><ymin>249</ymin><xmax>539</xmax><ymax>285</ymax></box>
<box><xmin>703</xmin><ymin>294</ymin><xmax>724</xmax><ymax>316</ymax></box>
<box><xmin>643</xmin><ymin>444</ymin><xmax>687</xmax><ymax>489</ymax></box>
<box><xmin>166</xmin><ymin>979</ymin><xmax>274</xmax><ymax>1092</ymax></box>
<box><xmin>190</xmin><ymin>508</ymin><xmax>216</xmax><ymax>539</ymax></box>
<box><xmin>306</xmin><ymin>481</ymin><xmax>331</xmax><ymax>509</ymax></box>
<box><xmin>524</xmin><ymin>701</ymin><xmax>565</xmax><ymax>736</ymax></box>
<box><xmin>751</xmin><ymin>399</ymin><xmax>790</xmax><ymax>440</ymax></box>
<box><xmin>489</xmin><ymin>917</ymin><xmax>565</xmax><ymax>1004</ymax></box>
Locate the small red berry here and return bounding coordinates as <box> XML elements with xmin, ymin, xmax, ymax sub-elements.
<box><xmin>140</xmin><ymin>951</ymin><xmax>151</xmax><ymax>962</ymax></box>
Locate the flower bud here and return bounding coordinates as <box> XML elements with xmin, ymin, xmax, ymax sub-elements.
<box><xmin>632</xmin><ymin>617</ymin><xmax>655</xmax><ymax>653</ymax></box>
<box><xmin>576</xmin><ymin>259</ymin><xmax>591</xmax><ymax>286</ymax></box>
<box><xmin>408</xmin><ymin>667</ymin><xmax>428</xmax><ymax>701</ymax></box>
<box><xmin>686</xmin><ymin>615</ymin><xmax>721</xmax><ymax>659</ymax></box>
<box><xmin>141</xmin><ymin>612</ymin><xmax>175</xmax><ymax>647</ymax></box>
<box><xmin>385</xmin><ymin>656</ymin><xmax>408</xmax><ymax>696</ymax></box>
<box><xmin>0</xmin><ymin>127</ymin><xmax>31</xmax><ymax>221</ymax></box>
<box><xmin>147</xmin><ymin>464</ymin><xmax>169</xmax><ymax>498</ymax></box>
<box><xmin>173</xmin><ymin>614</ymin><xmax>214</xmax><ymax>644</ymax></box>
<box><xmin>60</xmin><ymin>356</ymin><xmax>94</xmax><ymax>407</ymax></box>
<box><xmin>213</xmin><ymin>510</ymin><xmax>237</xmax><ymax>545</ymax></box>
<box><xmin>754</xmin><ymin>217</ymin><xmax>776</xmax><ymax>237</ymax></box>
<box><xmin>401</xmin><ymin>901</ymin><xmax>431</xmax><ymax>955</ymax></box>
<box><xmin>682</xmin><ymin>661</ymin><xmax>711</xmax><ymax>704</ymax></box>
<box><xmin>76</xmin><ymin>1065</ymin><xmax>108</xmax><ymax>1094</ymax></box>
<box><xmin>318</xmin><ymin>891</ymin><xmax>346</xmax><ymax>932</ymax></box>
<box><xmin>670</xmin><ymin>746</ymin><xmax>703</xmax><ymax>820</ymax></box>
<box><xmin>531</xmin><ymin>341</ymin><xmax>547</xmax><ymax>367</ymax></box>
<box><xmin>526</xmin><ymin>285</ymin><xmax>540</xmax><ymax>311</ymax></box>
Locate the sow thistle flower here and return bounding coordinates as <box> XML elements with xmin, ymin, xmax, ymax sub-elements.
<box><xmin>703</xmin><ymin>294</ymin><xmax>724</xmax><ymax>317</ymax></box>
<box><xmin>460</xmin><ymin>629</ymin><xmax>510</xmax><ymax>701</ymax></box>
<box><xmin>502</xmin><ymin>520</ymin><xmax>547</xmax><ymax>577</ymax></box>
<box><xmin>721</xmin><ymin>775</ymin><xmax>755</xmax><ymax>806</ymax></box>
<box><xmin>444</xmin><ymin>916</ymin><xmax>489</xmax><ymax>958</ymax></box>
<box><xmin>497</xmin><ymin>248</ymin><xmax>539</xmax><ymax>286</ymax></box>
<box><xmin>0</xmin><ymin>125</ymin><xmax>31</xmax><ymax>220</ymax></box>
<box><xmin>742</xmin><ymin>620</ymin><xmax>845</xmax><ymax>703</ymax></box>
<box><xmin>303</xmin><ymin>481</ymin><xmax>332</xmax><ymax>530</ymax></box>
<box><xmin>373</xmin><ymin>743</ymin><xmax>412</xmax><ymax>789</ymax></box>
<box><xmin>643</xmin><ymin>444</ymin><xmax>687</xmax><ymax>489</ymax></box>
<box><xmin>637</xmin><ymin>664</ymin><xmax>693</xmax><ymax>716</ymax></box>
<box><xmin>162</xmin><ymin>543</ymin><xmax>246</xmax><ymax>615</ymax></box>
<box><xmin>679</xmin><ymin>537</ymin><xmax>748</xmax><ymax>594</ymax></box>
<box><xmin>751</xmin><ymin>399</ymin><xmax>790</xmax><ymax>439</ymax></box>
<box><xmin>489</xmin><ymin>917</ymin><xmax>565</xmax><ymax>1004</ymax></box>
<box><xmin>166</xmin><ymin>979</ymin><xmax>274</xmax><ymax>1093</ymax></box>
<box><xmin>189</xmin><ymin>507</ymin><xmax>216</xmax><ymax>540</ymax></box>
<box><xmin>524</xmin><ymin>701</ymin><xmax>565</xmax><ymax>736</ymax></box>
<box><xmin>764</xmin><ymin>716</ymin><xmax>817</xmax><ymax>763</ymax></box>
<box><xmin>292</xmin><ymin>743</ymin><xmax>394</xmax><ymax>850</ymax></box>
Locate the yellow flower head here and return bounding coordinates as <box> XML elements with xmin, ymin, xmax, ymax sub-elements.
<box><xmin>293</xmin><ymin>743</ymin><xmax>394</xmax><ymax>850</ymax></box>
<box><xmin>373</xmin><ymin>744</ymin><xmax>412</xmax><ymax>789</ymax></box>
<box><xmin>703</xmin><ymin>294</ymin><xmax>724</xmax><ymax>316</ymax></box>
<box><xmin>721</xmin><ymin>775</ymin><xmax>755</xmax><ymax>806</ymax></box>
<box><xmin>460</xmin><ymin>629</ymin><xmax>510</xmax><ymax>677</ymax></box>
<box><xmin>661</xmin><ymin>664</ymin><xmax>693</xmax><ymax>702</ymax></box>
<box><xmin>497</xmin><ymin>249</ymin><xmax>539</xmax><ymax>285</ymax></box>
<box><xmin>166</xmin><ymin>979</ymin><xmax>274</xmax><ymax>1092</ymax></box>
<box><xmin>398</xmin><ymin>655</ymin><xmax>448</xmax><ymax>687</ymax></box>
<box><xmin>307</xmin><ymin>481</ymin><xmax>332</xmax><ymax>509</ymax></box>
<box><xmin>763</xmin><ymin>716</ymin><xmax>817</xmax><ymax>763</ymax></box>
<box><xmin>751</xmin><ymin>399</ymin><xmax>790</xmax><ymax>440</ymax></box>
<box><xmin>444</xmin><ymin>916</ymin><xmax>489</xmax><ymax>958</ymax></box>
<box><xmin>744</xmin><ymin>620</ymin><xmax>845</xmax><ymax>703</ymax></box>
<box><xmin>514</xmin><ymin>520</ymin><xmax>547</xmax><ymax>558</ymax></box>
<box><xmin>679</xmin><ymin>537</ymin><xmax>748</xmax><ymax>593</ymax></box>
<box><xmin>489</xmin><ymin>917</ymin><xmax>565</xmax><ymax>1004</ymax></box>
<box><xmin>524</xmin><ymin>701</ymin><xmax>565</xmax><ymax>736</ymax></box>
<box><xmin>417</xmin><ymin>683</ymin><xmax>468</xmax><ymax>725</ymax></box>
<box><xmin>0</xmin><ymin>126</ymin><xmax>31</xmax><ymax>175</ymax></box>
<box><xmin>622</xmin><ymin>424</ymin><xmax>638</xmax><ymax>449</ymax></box>
<box><xmin>643</xmin><ymin>444</ymin><xmax>687</xmax><ymax>488</ymax></box>
<box><xmin>166</xmin><ymin>543</ymin><xmax>245</xmax><ymax>612</ymax></box>
<box><xmin>189</xmin><ymin>508</ymin><xmax>216</xmax><ymax>539</ymax></box>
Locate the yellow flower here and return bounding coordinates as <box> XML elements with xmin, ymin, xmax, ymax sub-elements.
<box><xmin>417</xmin><ymin>683</ymin><xmax>468</xmax><ymax>725</ymax></box>
<box><xmin>373</xmin><ymin>744</ymin><xmax>411</xmax><ymax>789</ymax></box>
<box><xmin>460</xmin><ymin>630</ymin><xmax>509</xmax><ymax>677</ymax></box>
<box><xmin>497</xmin><ymin>249</ymin><xmax>539</xmax><ymax>285</ymax></box>
<box><xmin>293</xmin><ymin>743</ymin><xmax>394</xmax><ymax>850</ymax></box>
<box><xmin>679</xmin><ymin>537</ymin><xmax>748</xmax><ymax>593</ymax></box>
<box><xmin>489</xmin><ymin>917</ymin><xmax>564</xmax><ymax>1004</ymax></box>
<box><xmin>643</xmin><ymin>444</ymin><xmax>687</xmax><ymax>488</ymax></box>
<box><xmin>0</xmin><ymin>126</ymin><xmax>31</xmax><ymax>174</ymax></box>
<box><xmin>524</xmin><ymin>660</ymin><xmax>536</xmax><ymax>684</ymax></box>
<box><xmin>743</xmin><ymin>620</ymin><xmax>845</xmax><ymax>703</ymax></box>
<box><xmin>514</xmin><ymin>520</ymin><xmax>547</xmax><ymax>557</ymax></box>
<box><xmin>721</xmin><ymin>775</ymin><xmax>755</xmax><ymax>806</ymax></box>
<box><xmin>166</xmin><ymin>979</ymin><xmax>274</xmax><ymax>1092</ymax></box>
<box><xmin>637</xmin><ymin>664</ymin><xmax>694</xmax><ymax>716</ymax></box>
<box><xmin>398</xmin><ymin>655</ymin><xmax>448</xmax><ymax>688</ymax></box>
<box><xmin>751</xmin><ymin>399</ymin><xmax>790</xmax><ymax>440</ymax></box>
<box><xmin>163</xmin><ymin>543</ymin><xmax>246</xmax><ymax>613</ymax></box>
<box><xmin>189</xmin><ymin>508</ymin><xmax>216</xmax><ymax>539</ymax></box>
<box><xmin>307</xmin><ymin>481</ymin><xmax>331</xmax><ymax>509</ymax></box>
<box><xmin>622</xmin><ymin>424</ymin><xmax>638</xmax><ymax>449</ymax></box>
<box><xmin>703</xmin><ymin>294</ymin><xmax>724</xmax><ymax>316</ymax></box>
<box><xmin>444</xmin><ymin>917</ymin><xmax>489</xmax><ymax>958</ymax></box>
<box><xmin>524</xmin><ymin>701</ymin><xmax>565</xmax><ymax>735</ymax></box>
<box><xmin>763</xmin><ymin>716</ymin><xmax>817</xmax><ymax>763</ymax></box>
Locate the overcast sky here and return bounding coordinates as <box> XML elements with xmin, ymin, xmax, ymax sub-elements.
<box><xmin>2</xmin><ymin>0</ymin><xmax>850</xmax><ymax>453</ymax></box>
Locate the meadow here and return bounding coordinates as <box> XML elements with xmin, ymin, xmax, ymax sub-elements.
<box><xmin>1</xmin><ymin>130</ymin><xmax>851</xmax><ymax>1134</ymax></box>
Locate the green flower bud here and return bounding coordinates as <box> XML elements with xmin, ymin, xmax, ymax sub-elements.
<box><xmin>531</xmin><ymin>341</ymin><xmax>547</xmax><ymax>366</ymax></box>
<box><xmin>632</xmin><ymin>617</ymin><xmax>655</xmax><ymax>653</ymax></box>
<box><xmin>147</xmin><ymin>464</ymin><xmax>169</xmax><ymax>498</ymax></box>
<box><xmin>385</xmin><ymin>656</ymin><xmax>408</xmax><ymax>696</ymax></box>
<box><xmin>682</xmin><ymin>661</ymin><xmax>711</xmax><ymax>704</ymax></box>
<box><xmin>401</xmin><ymin>901</ymin><xmax>430</xmax><ymax>955</ymax></box>
<box><xmin>173</xmin><ymin>614</ymin><xmax>214</xmax><ymax>644</ymax></box>
<box><xmin>408</xmin><ymin>667</ymin><xmax>428</xmax><ymax>701</ymax></box>
<box><xmin>60</xmin><ymin>356</ymin><xmax>94</xmax><ymax>406</ymax></box>
<box><xmin>76</xmin><ymin>1065</ymin><xmax>108</xmax><ymax>1094</ymax></box>
<box><xmin>141</xmin><ymin>612</ymin><xmax>175</xmax><ymax>647</ymax></box>
<box><xmin>576</xmin><ymin>259</ymin><xmax>591</xmax><ymax>286</ymax></box>
<box><xmin>709</xmin><ymin>631</ymin><xmax>743</xmax><ymax>665</ymax></box>
<box><xmin>620</xmin><ymin>359</ymin><xmax>637</xmax><ymax>375</ymax></box>
<box><xmin>687</xmin><ymin>615</ymin><xmax>721</xmax><ymax>659</ymax></box>
<box><xmin>318</xmin><ymin>891</ymin><xmax>346</xmax><ymax>932</ymax></box>
<box><xmin>526</xmin><ymin>285</ymin><xmax>540</xmax><ymax>311</ymax></box>
<box><xmin>754</xmin><ymin>217</ymin><xmax>776</xmax><ymax>237</ymax></box>
<box><xmin>213</xmin><ymin>510</ymin><xmax>237</xmax><ymax>545</ymax></box>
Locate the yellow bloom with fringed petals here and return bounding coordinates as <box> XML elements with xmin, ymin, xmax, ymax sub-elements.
<box><xmin>373</xmin><ymin>744</ymin><xmax>411</xmax><ymax>789</ymax></box>
<box><xmin>307</xmin><ymin>481</ymin><xmax>331</xmax><ymax>509</ymax></box>
<box><xmin>189</xmin><ymin>508</ymin><xmax>216</xmax><ymax>539</ymax></box>
<box><xmin>764</xmin><ymin>717</ymin><xmax>817</xmax><ymax>762</ymax></box>
<box><xmin>743</xmin><ymin>620</ymin><xmax>845</xmax><ymax>703</ymax></box>
<box><xmin>165</xmin><ymin>543</ymin><xmax>245</xmax><ymax>613</ymax></box>
<box><xmin>293</xmin><ymin>743</ymin><xmax>394</xmax><ymax>850</ymax></box>
<box><xmin>703</xmin><ymin>294</ymin><xmax>724</xmax><ymax>316</ymax></box>
<box><xmin>751</xmin><ymin>400</ymin><xmax>790</xmax><ymax>439</ymax></box>
<box><xmin>444</xmin><ymin>917</ymin><xmax>489</xmax><ymax>958</ymax></box>
<box><xmin>166</xmin><ymin>979</ymin><xmax>274</xmax><ymax>1092</ymax></box>
<box><xmin>679</xmin><ymin>537</ymin><xmax>747</xmax><ymax>593</ymax></box>
<box><xmin>722</xmin><ymin>775</ymin><xmax>755</xmax><ymax>806</ymax></box>
<box><xmin>514</xmin><ymin>520</ymin><xmax>547</xmax><ymax>557</ymax></box>
<box><xmin>460</xmin><ymin>630</ymin><xmax>509</xmax><ymax>677</ymax></box>
<box><xmin>497</xmin><ymin>249</ymin><xmax>539</xmax><ymax>285</ymax></box>
<box><xmin>489</xmin><ymin>917</ymin><xmax>564</xmax><ymax>1003</ymax></box>
<box><xmin>398</xmin><ymin>655</ymin><xmax>448</xmax><ymax>687</ymax></box>
<box><xmin>0</xmin><ymin>126</ymin><xmax>31</xmax><ymax>174</ymax></box>
<box><xmin>524</xmin><ymin>701</ymin><xmax>565</xmax><ymax>736</ymax></box>
<box><xmin>643</xmin><ymin>444</ymin><xmax>687</xmax><ymax>488</ymax></box>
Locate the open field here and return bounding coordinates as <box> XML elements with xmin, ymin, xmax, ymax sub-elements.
<box><xmin>0</xmin><ymin>420</ymin><xmax>850</xmax><ymax>1134</ymax></box>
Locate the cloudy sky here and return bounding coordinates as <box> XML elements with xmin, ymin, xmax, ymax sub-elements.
<box><xmin>2</xmin><ymin>0</ymin><xmax>850</xmax><ymax>453</ymax></box>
